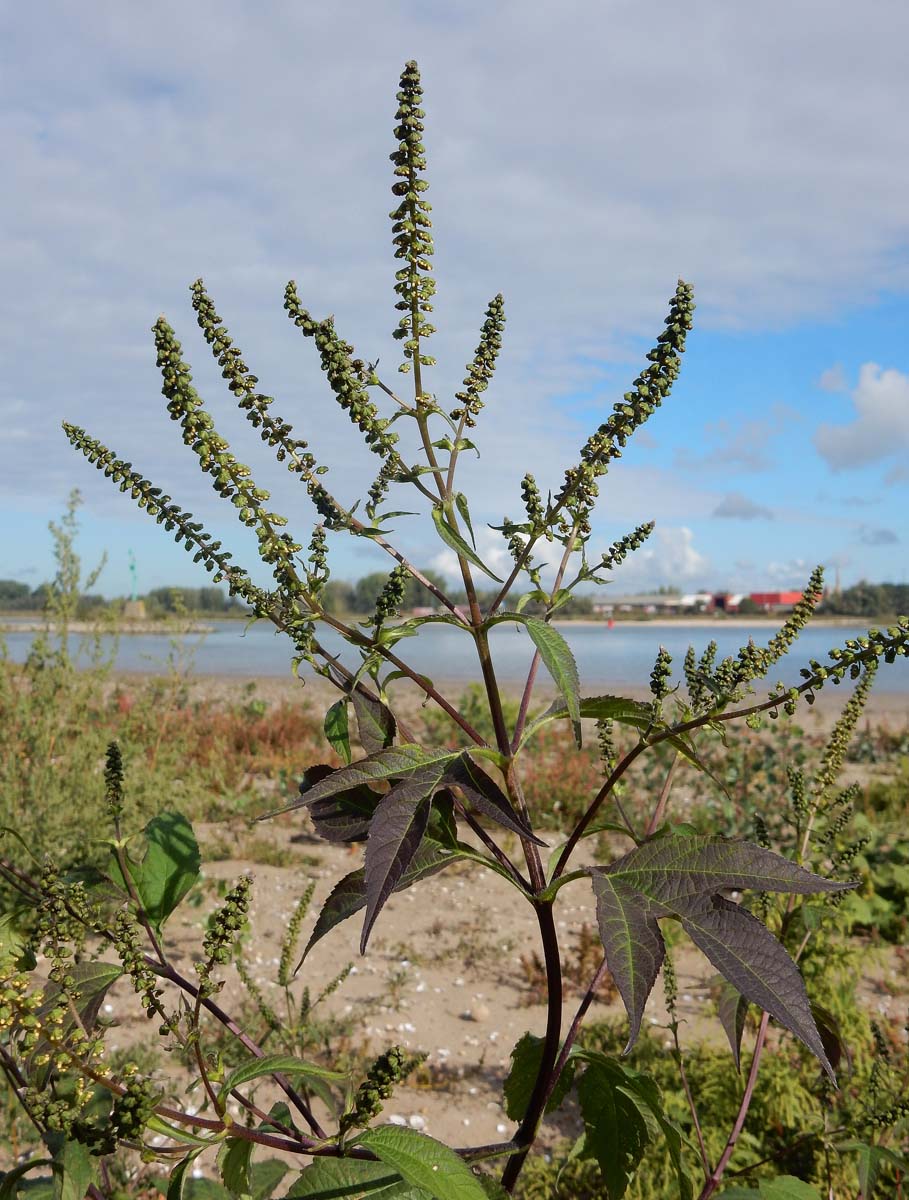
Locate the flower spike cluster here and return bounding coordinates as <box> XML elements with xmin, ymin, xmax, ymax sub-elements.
<box><xmin>451</xmin><ymin>294</ymin><xmax>506</xmax><ymax>427</ymax></box>
<box><xmin>284</xmin><ymin>282</ymin><xmax>401</xmax><ymax>462</ymax></box>
<box><xmin>559</xmin><ymin>280</ymin><xmax>695</xmax><ymax>529</ymax></box>
<box><xmin>190</xmin><ymin>280</ymin><xmax>344</xmax><ymax>528</ymax></box>
<box><xmin>390</xmin><ymin>61</ymin><xmax>436</xmax><ymax>378</ymax></box>
<box><xmin>62</xmin><ymin>424</ymin><xmax>267</xmax><ymax>608</ymax></box>
<box><xmin>153</xmin><ymin>317</ymin><xmax>304</xmax><ymax>592</ymax></box>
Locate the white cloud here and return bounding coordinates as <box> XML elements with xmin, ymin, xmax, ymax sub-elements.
<box><xmin>607</xmin><ymin>526</ymin><xmax>710</xmax><ymax>590</ymax></box>
<box><xmin>814</xmin><ymin>363</ymin><xmax>909</xmax><ymax>469</ymax></box>
<box><xmin>4</xmin><ymin>0</ymin><xmax>909</xmax><ymax>521</ymax></box>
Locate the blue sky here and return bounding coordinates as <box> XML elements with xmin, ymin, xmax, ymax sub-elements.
<box><xmin>2</xmin><ymin>1</ymin><xmax>908</xmax><ymax>598</ymax></box>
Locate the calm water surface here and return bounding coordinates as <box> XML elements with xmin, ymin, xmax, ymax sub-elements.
<box><xmin>4</xmin><ymin>619</ymin><xmax>908</xmax><ymax>692</ymax></box>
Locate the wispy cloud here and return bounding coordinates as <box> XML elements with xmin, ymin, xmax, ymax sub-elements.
<box><xmin>857</xmin><ymin>525</ymin><xmax>899</xmax><ymax>546</ymax></box>
<box><xmin>712</xmin><ymin>492</ymin><xmax>774</xmax><ymax>520</ymax></box>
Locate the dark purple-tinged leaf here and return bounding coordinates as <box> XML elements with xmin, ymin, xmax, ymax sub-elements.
<box><xmin>363</xmin><ymin>778</ymin><xmax>437</xmax><ymax>952</ymax></box>
<box><xmin>503</xmin><ymin>1032</ymin><xmax>576</xmax><ymax>1121</ymax></box>
<box><xmin>603</xmin><ymin>834</ymin><xmax>852</xmax><ymax>910</ymax></box>
<box><xmin>449</xmin><ymin>754</ymin><xmax>545</xmax><ymax>844</ymax></box>
<box><xmin>716</xmin><ymin>979</ymin><xmax>749</xmax><ymax>1071</ymax></box>
<box><xmin>587</xmin><ymin>834</ymin><xmax>853</xmax><ymax>1073</ymax></box>
<box><xmin>589</xmin><ymin>873</ymin><xmax>665</xmax><ymax>1053</ymax></box>
<box><xmin>324</xmin><ymin>700</ymin><xmax>352</xmax><ymax>764</ymax></box>
<box><xmin>810</xmin><ymin>1002</ymin><xmax>850</xmax><ymax>1074</ymax></box>
<box><xmin>264</xmin><ymin>746</ymin><xmax>460</xmax><ymax>819</ymax></box>
<box><xmin>302</xmin><ymin>839</ymin><xmax>462</xmax><ymax>961</ymax></box>
<box><xmin>680</xmin><ymin>897</ymin><xmax>837</xmax><ymax>1079</ymax></box>
<box><xmin>300</xmin><ymin>764</ymin><xmax>335</xmax><ymax>792</ymax></box>
<box><xmin>352</xmin><ymin>690</ymin><xmax>397</xmax><ymax>754</ymax></box>
<box><xmin>309</xmin><ymin>785</ymin><xmax>381</xmax><ymax>843</ymax></box>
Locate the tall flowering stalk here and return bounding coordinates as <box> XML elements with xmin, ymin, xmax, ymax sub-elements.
<box><xmin>1</xmin><ymin>58</ymin><xmax>901</xmax><ymax>1200</ymax></box>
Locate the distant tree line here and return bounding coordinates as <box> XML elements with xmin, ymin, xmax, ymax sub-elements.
<box><xmin>1</xmin><ymin>572</ymin><xmax>601</xmax><ymax>618</ymax></box>
<box><xmin>818</xmin><ymin>581</ymin><xmax>909</xmax><ymax>618</ymax></box>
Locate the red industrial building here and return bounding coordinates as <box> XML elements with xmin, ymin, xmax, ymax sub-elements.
<box><xmin>747</xmin><ymin>591</ymin><xmax>805</xmax><ymax>611</ymax></box>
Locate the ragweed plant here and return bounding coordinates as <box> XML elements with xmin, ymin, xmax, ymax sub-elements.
<box><xmin>2</xmin><ymin>59</ymin><xmax>908</xmax><ymax>1200</ymax></box>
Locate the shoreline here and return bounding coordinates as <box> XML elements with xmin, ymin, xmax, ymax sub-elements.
<box><xmin>0</xmin><ymin>614</ymin><xmax>880</xmax><ymax>635</ymax></box>
<box><xmin>107</xmin><ymin>668</ymin><xmax>909</xmax><ymax>728</ymax></box>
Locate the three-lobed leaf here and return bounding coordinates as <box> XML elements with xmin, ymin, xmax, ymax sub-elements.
<box><xmin>588</xmin><ymin>834</ymin><xmax>853</xmax><ymax>1076</ymax></box>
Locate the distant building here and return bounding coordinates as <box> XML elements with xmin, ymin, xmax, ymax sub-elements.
<box><xmin>593</xmin><ymin>592</ymin><xmax>712</xmax><ymax>616</ymax></box>
<box><xmin>713</xmin><ymin>592</ymin><xmax>745</xmax><ymax>613</ymax></box>
<box><xmin>748</xmin><ymin>590</ymin><xmax>804</xmax><ymax>612</ymax></box>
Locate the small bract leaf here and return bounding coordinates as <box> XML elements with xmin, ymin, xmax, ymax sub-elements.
<box><xmin>493</xmin><ymin>615</ymin><xmax>581</xmax><ymax>747</ymax></box>
<box><xmin>716</xmin><ymin>979</ymin><xmax>749</xmax><ymax>1071</ymax></box>
<box><xmin>431</xmin><ymin>507</ymin><xmax>502</xmax><ymax>582</ymax></box>
<box><xmin>324</xmin><ymin>699</ymin><xmax>352</xmax><ymax>764</ymax></box>
<box><xmin>352</xmin><ymin>690</ymin><xmax>397</xmax><ymax>754</ymax></box>
<box><xmin>455</xmin><ymin>492</ymin><xmax>476</xmax><ymax>548</ymax></box>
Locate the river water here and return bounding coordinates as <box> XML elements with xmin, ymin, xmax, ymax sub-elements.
<box><xmin>3</xmin><ymin>618</ymin><xmax>908</xmax><ymax>693</ymax></box>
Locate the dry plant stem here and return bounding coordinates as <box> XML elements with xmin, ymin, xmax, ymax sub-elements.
<box><xmin>152</xmin><ymin>958</ymin><xmax>328</xmax><ymax>1140</ymax></box>
<box><xmin>671</xmin><ymin>1018</ymin><xmax>710</xmax><ymax>1177</ymax></box>
<box><xmin>644</xmin><ymin>751</ymin><xmax>681</xmax><ymax>838</ymax></box>
<box><xmin>697</xmin><ymin>1010</ymin><xmax>771</xmax><ymax>1200</ymax></box>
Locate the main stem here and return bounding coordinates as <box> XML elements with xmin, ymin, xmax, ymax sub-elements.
<box><xmin>501</xmin><ymin>900</ymin><xmax>563</xmax><ymax>1193</ymax></box>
